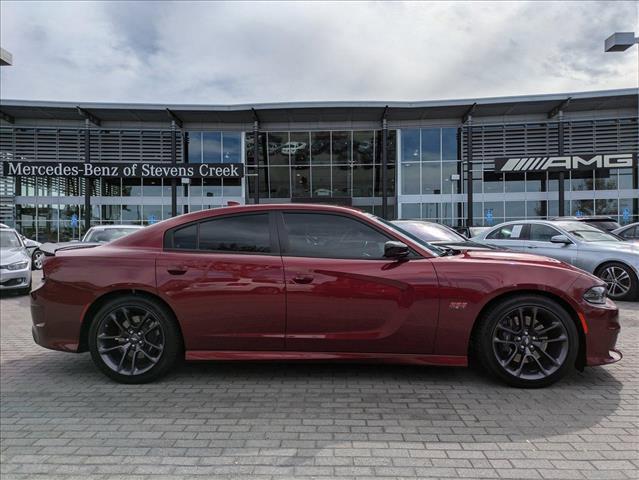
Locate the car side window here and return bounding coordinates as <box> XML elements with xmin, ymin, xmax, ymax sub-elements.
<box><xmin>167</xmin><ymin>213</ymin><xmax>271</xmax><ymax>253</ymax></box>
<box><xmin>486</xmin><ymin>224</ymin><xmax>525</xmax><ymax>240</ymax></box>
<box><xmin>620</xmin><ymin>226</ymin><xmax>637</xmax><ymax>239</ymax></box>
<box><xmin>529</xmin><ymin>224</ymin><xmax>562</xmax><ymax>242</ymax></box>
<box><xmin>281</xmin><ymin>213</ymin><xmax>391</xmax><ymax>259</ymax></box>
<box><xmin>199</xmin><ymin>214</ymin><xmax>270</xmax><ymax>253</ymax></box>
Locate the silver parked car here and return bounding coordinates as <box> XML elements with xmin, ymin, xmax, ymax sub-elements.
<box><xmin>472</xmin><ymin>220</ymin><xmax>639</xmax><ymax>301</ymax></box>
<box><xmin>81</xmin><ymin>225</ymin><xmax>144</xmax><ymax>243</ymax></box>
<box><xmin>0</xmin><ymin>227</ymin><xmax>32</xmax><ymax>295</ymax></box>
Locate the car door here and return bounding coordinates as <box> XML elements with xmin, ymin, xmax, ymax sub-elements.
<box><xmin>525</xmin><ymin>223</ymin><xmax>579</xmax><ymax>265</ymax></box>
<box><xmin>156</xmin><ymin>212</ymin><xmax>286</xmax><ymax>352</ymax></box>
<box><xmin>481</xmin><ymin>223</ymin><xmax>529</xmax><ymax>251</ymax></box>
<box><xmin>278</xmin><ymin>211</ymin><xmax>440</xmax><ymax>354</ymax></box>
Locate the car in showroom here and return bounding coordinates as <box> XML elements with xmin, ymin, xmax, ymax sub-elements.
<box><xmin>31</xmin><ymin>205</ymin><xmax>620</xmax><ymax>387</ymax></box>
<box><xmin>391</xmin><ymin>220</ymin><xmax>495</xmax><ymax>251</ymax></box>
<box><xmin>612</xmin><ymin>222</ymin><xmax>639</xmax><ymax>243</ymax></box>
<box><xmin>0</xmin><ymin>226</ymin><xmax>32</xmax><ymax>295</ymax></box>
<box><xmin>472</xmin><ymin>220</ymin><xmax>639</xmax><ymax>301</ymax></box>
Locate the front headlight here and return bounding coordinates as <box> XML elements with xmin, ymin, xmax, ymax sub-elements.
<box><xmin>583</xmin><ymin>285</ymin><xmax>607</xmax><ymax>304</ymax></box>
<box><xmin>3</xmin><ymin>261</ymin><xmax>29</xmax><ymax>271</ymax></box>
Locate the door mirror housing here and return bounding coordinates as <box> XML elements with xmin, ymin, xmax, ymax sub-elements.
<box><xmin>550</xmin><ymin>234</ymin><xmax>572</xmax><ymax>245</ymax></box>
<box><xmin>384</xmin><ymin>241</ymin><xmax>410</xmax><ymax>259</ymax></box>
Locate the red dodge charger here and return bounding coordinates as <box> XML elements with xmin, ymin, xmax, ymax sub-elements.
<box><xmin>31</xmin><ymin>204</ymin><xmax>621</xmax><ymax>387</ymax></box>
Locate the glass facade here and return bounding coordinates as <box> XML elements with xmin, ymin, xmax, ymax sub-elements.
<box><xmin>1</xmin><ymin>113</ymin><xmax>637</xmax><ymax>241</ymax></box>
<box><xmin>245</xmin><ymin>129</ymin><xmax>397</xmax><ymax>216</ymax></box>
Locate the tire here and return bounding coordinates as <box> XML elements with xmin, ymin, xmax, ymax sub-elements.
<box><xmin>88</xmin><ymin>295</ymin><xmax>181</xmax><ymax>384</ymax></box>
<box><xmin>595</xmin><ymin>262</ymin><xmax>638</xmax><ymax>301</ymax></box>
<box><xmin>31</xmin><ymin>249</ymin><xmax>44</xmax><ymax>270</ymax></box>
<box><xmin>474</xmin><ymin>295</ymin><xmax>579</xmax><ymax>388</ymax></box>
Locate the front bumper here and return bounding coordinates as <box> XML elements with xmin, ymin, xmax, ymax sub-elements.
<box><xmin>0</xmin><ymin>267</ymin><xmax>31</xmax><ymax>290</ymax></box>
<box><xmin>582</xmin><ymin>297</ymin><xmax>622</xmax><ymax>366</ymax></box>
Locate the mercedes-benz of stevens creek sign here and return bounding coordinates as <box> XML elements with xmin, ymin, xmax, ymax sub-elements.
<box><xmin>3</xmin><ymin>161</ymin><xmax>244</xmax><ymax>179</ymax></box>
<box><xmin>0</xmin><ymin>88</ymin><xmax>637</xmax><ymax>242</ymax></box>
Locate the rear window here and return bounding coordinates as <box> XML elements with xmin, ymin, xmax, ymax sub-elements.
<box><xmin>166</xmin><ymin>214</ymin><xmax>271</xmax><ymax>253</ymax></box>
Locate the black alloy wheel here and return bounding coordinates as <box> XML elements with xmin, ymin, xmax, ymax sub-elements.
<box><xmin>88</xmin><ymin>295</ymin><xmax>180</xmax><ymax>383</ymax></box>
<box><xmin>475</xmin><ymin>295</ymin><xmax>578</xmax><ymax>388</ymax></box>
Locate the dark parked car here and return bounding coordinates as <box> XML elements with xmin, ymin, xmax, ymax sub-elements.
<box><xmin>551</xmin><ymin>216</ymin><xmax>621</xmax><ymax>232</ymax></box>
<box><xmin>31</xmin><ymin>204</ymin><xmax>620</xmax><ymax>388</ymax></box>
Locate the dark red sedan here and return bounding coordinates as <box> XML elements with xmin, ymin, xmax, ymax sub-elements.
<box><xmin>31</xmin><ymin>204</ymin><xmax>621</xmax><ymax>387</ymax></box>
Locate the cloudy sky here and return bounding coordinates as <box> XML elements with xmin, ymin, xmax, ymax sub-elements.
<box><xmin>0</xmin><ymin>1</ymin><xmax>637</xmax><ymax>104</ymax></box>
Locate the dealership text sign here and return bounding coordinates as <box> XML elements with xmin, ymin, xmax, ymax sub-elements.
<box><xmin>495</xmin><ymin>153</ymin><xmax>636</xmax><ymax>172</ymax></box>
<box><xmin>2</xmin><ymin>161</ymin><xmax>244</xmax><ymax>179</ymax></box>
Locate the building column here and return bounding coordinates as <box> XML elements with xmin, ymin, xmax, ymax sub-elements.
<box><xmin>558</xmin><ymin>112</ymin><xmax>565</xmax><ymax>216</ymax></box>
<box><xmin>253</xmin><ymin>120</ymin><xmax>260</xmax><ymax>204</ymax></box>
<box><xmin>170</xmin><ymin>120</ymin><xmax>177</xmax><ymax>217</ymax></box>
<box><xmin>465</xmin><ymin>117</ymin><xmax>474</xmax><ymax>227</ymax></box>
<box><xmin>83</xmin><ymin>119</ymin><xmax>91</xmax><ymax>230</ymax></box>
<box><xmin>381</xmin><ymin>117</ymin><xmax>388</xmax><ymax>219</ymax></box>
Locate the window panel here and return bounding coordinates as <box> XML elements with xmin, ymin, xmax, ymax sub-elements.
<box><xmin>292</xmin><ymin>166</ymin><xmax>311</xmax><ymax>198</ymax></box>
<box><xmin>311</xmin><ymin>132</ymin><xmax>330</xmax><ymax>165</ymax></box>
<box><xmin>311</xmin><ymin>166</ymin><xmax>331</xmax><ymax>196</ymax></box>
<box><xmin>268</xmin><ymin>132</ymin><xmax>289</xmax><ymax>166</ymax></box>
<box><xmin>441</xmin><ymin>128</ymin><xmax>458</xmax><ymax>160</ymax></box>
<box><xmin>353</xmin><ymin>131</ymin><xmax>374</xmax><ymax>165</ymax></box>
<box><xmin>595</xmin><ymin>169</ymin><xmax>617</xmax><ymax>190</ymax></box>
<box><xmin>332</xmin><ymin>131</ymin><xmax>351</xmax><ymax>165</ymax></box>
<box><xmin>401</xmin><ymin>203</ymin><xmax>420</xmax><ymax>219</ymax></box>
<box><xmin>421</xmin><ymin>128</ymin><xmax>441</xmax><ymax>162</ymax></box>
<box><xmin>332</xmin><ymin>165</ymin><xmax>352</xmax><ymax>197</ymax></box>
<box><xmin>290</xmin><ymin>132</ymin><xmax>310</xmax><ymax>165</ymax></box>
<box><xmin>269</xmin><ymin>167</ymin><xmax>291</xmax><ymax>198</ymax></box>
<box><xmin>401</xmin><ymin>163</ymin><xmax>420</xmax><ymax>194</ymax></box>
<box><xmin>421</xmin><ymin>162</ymin><xmax>442</xmax><ymax>194</ymax></box>
<box><xmin>352</xmin><ymin>165</ymin><xmax>374</xmax><ymax>197</ymax></box>
<box><xmin>401</xmin><ymin>129</ymin><xmax>420</xmax><ymax>163</ymax></box>
<box><xmin>222</xmin><ymin>132</ymin><xmax>241</xmax><ymax>163</ymax></box>
<box><xmin>187</xmin><ymin>131</ymin><xmax>202</xmax><ymax>163</ymax></box>
<box><xmin>202</xmin><ymin>132</ymin><xmax>222</xmax><ymax>163</ymax></box>
<box><xmin>198</xmin><ymin>214</ymin><xmax>270</xmax><ymax>253</ymax></box>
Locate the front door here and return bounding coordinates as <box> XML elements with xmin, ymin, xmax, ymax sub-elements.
<box><xmin>156</xmin><ymin>212</ymin><xmax>286</xmax><ymax>351</ymax></box>
<box><xmin>277</xmin><ymin>211</ymin><xmax>440</xmax><ymax>354</ymax></box>
<box><xmin>525</xmin><ymin>223</ymin><xmax>578</xmax><ymax>265</ymax></box>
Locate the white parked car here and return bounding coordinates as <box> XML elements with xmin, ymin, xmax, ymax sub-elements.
<box><xmin>82</xmin><ymin>225</ymin><xmax>145</xmax><ymax>243</ymax></box>
<box><xmin>280</xmin><ymin>142</ymin><xmax>307</xmax><ymax>155</ymax></box>
<box><xmin>0</xmin><ymin>227</ymin><xmax>32</xmax><ymax>295</ymax></box>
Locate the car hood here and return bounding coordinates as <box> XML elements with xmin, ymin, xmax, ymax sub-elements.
<box><xmin>0</xmin><ymin>247</ymin><xmax>29</xmax><ymax>265</ymax></box>
<box><xmin>454</xmin><ymin>249</ymin><xmax>584</xmax><ymax>272</ymax></box>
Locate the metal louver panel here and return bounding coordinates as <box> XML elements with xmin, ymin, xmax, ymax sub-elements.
<box><xmin>0</xmin><ymin>127</ymin><xmax>183</xmax><ymax>164</ymax></box>
<box><xmin>462</xmin><ymin>117</ymin><xmax>638</xmax><ymax>169</ymax></box>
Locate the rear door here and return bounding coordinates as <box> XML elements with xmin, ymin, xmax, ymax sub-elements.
<box><xmin>482</xmin><ymin>223</ymin><xmax>529</xmax><ymax>251</ymax></box>
<box><xmin>277</xmin><ymin>211</ymin><xmax>440</xmax><ymax>354</ymax></box>
<box><xmin>156</xmin><ymin>212</ymin><xmax>286</xmax><ymax>352</ymax></box>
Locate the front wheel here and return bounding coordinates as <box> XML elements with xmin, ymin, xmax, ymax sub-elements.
<box><xmin>596</xmin><ymin>262</ymin><xmax>637</xmax><ymax>301</ymax></box>
<box><xmin>474</xmin><ymin>295</ymin><xmax>579</xmax><ymax>388</ymax></box>
<box><xmin>88</xmin><ymin>295</ymin><xmax>180</xmax><ymax>384</ymax></box>
<box><xmin>32</xmin><ymin>249</ymin><xmax>44</xmax><ymax>270</ymax></box>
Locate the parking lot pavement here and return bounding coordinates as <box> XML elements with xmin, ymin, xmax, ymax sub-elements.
<box><xmin>1</xmin><ymin>275</ymin><xmax>637</xmax><ymax>480</ymax></box>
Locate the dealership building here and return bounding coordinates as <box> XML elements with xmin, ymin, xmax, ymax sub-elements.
<box><xmin>0</xmin><ymin>88</ymin><xmax>637</xmax><ymax>242</ymax></box>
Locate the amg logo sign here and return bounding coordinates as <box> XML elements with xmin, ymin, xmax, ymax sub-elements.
<box><xmin>495</xmin><ymin>153</ymin><xmax>636</xmax><ymax>172</ymax></box>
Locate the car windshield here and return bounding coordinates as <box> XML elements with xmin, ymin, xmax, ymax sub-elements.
<box><xmin>84</xmin><ymin>228</ymin><xmax>139</xmax><ymax>243</ymax></box>
<box><xmin>0</xmin><ymin>230</ymin><xmax>22</xmax><ymax>249</ymax></box>
<box><xmin>584</xmin><ymin>220</ymin><xmax>620</xmax><ymax>232</ymax></box>
<box><xmin>367</xmin><ymin>216</ymin><xmax>445</xmax><ymax>256</ymax></box>
<box><xmin>392</xmin><ymin>221</ymin><xmax>463</xmax><ymax>242</ymax></box>
<box><xmin>557</xmin><ymin>222</ymin><xmax>620</xmax><ymax>242</ymax></box>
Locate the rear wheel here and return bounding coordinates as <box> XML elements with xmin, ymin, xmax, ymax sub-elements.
<box><xmin>474</xmin><ymin>295</ymin><xmax>579</xmax><ymax>388</ymax></box>
<box><xmin>88</xmin><ymin>295</ymin><xmax>180</xmax><ymax>384</ymax></box>
<box><xmin>596</xmin><ymin>262</ymin><xmax>637</xmax><ymax>301</ymax></box>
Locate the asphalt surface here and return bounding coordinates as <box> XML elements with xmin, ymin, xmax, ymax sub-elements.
<box><xmin>1</xmin><ymin>272</ymin><xmax>637</xmax><ymax>480</ymax></box>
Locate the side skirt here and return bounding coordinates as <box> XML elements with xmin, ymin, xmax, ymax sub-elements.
<box><xmin>185</xmin><ymin>350</ymin><xmax>467</xmax><ymax>367</ymax></box>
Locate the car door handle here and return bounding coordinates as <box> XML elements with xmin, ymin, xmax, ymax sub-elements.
<box><xmin>292</xmin><ymin>275</ymin><xmax>314</xmax><ymax>284</ymax></box>
<box><xmin>167</xmin><ymin>266</ymin><xmax>188</xmax><ymax>275</ymax></box>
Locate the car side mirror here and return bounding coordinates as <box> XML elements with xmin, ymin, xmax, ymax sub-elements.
<box><xmin>550</xmin><ymin>234</ymin><xmax>571</xmax><ymax>245</ymax></box>
<box><xmin>384</xmin><ymin>241</ymin><xmax>410</xmax><ymax>259</ymax></box>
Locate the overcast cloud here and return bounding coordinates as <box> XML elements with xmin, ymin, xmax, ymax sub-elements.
<box><xmin>0</xmin><ymin>1</ymin><xmax>637</xmax><ymax>104</ymax></box>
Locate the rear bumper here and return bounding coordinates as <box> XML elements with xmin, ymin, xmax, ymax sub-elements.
<box><xmin>583</xmin><ymin>298</ymin><xmax>621</xmax><ymax>366</ymax></box>
<box><xmin>30</xmin><ymin>280</ymin><xmax>84</xmax><ymax>352</ymax></box>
